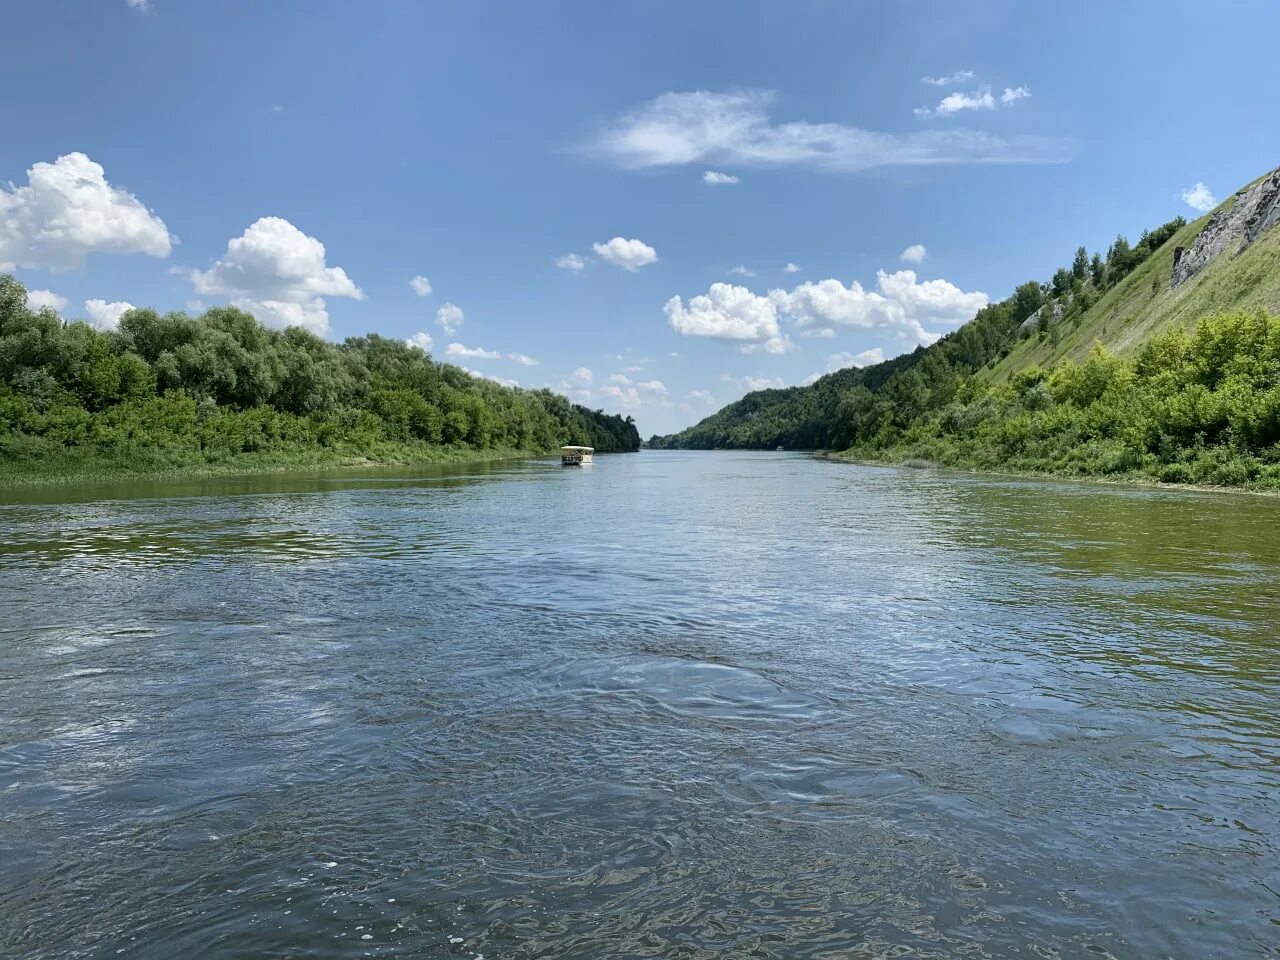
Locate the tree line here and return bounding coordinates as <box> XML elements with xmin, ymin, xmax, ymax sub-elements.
<box><xmin>0</xmin><ymin>276</ymin><xmax>639</xmax><ymax>478</ymax></box>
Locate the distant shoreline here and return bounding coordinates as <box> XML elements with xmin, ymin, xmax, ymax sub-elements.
<box><xmin>0</xmin><ymin>445</ymin><xmax>547</xmax><ymax>491</ymax></box>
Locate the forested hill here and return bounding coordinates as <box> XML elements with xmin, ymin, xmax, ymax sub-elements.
<box><xmin>0</xmin><ymin>277</ymin><xmax>639</xmax><ymax>481</ymax></box>
<box><xmin>652</xmin><ymin>164</ymin><xmax>1280</xmax><ymax>481</ymax></box>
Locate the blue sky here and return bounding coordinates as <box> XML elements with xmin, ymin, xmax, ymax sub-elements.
<box><xmin>3</xmin><ymin>1</ymin><xmax>1279</xmax><ymax>434</ymax></box>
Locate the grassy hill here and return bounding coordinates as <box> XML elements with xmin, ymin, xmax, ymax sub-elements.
<box><xmin>984</xmin><ymin>185</ymin><xmax>1280</xmax><ymax>381</ymax></box>
<box><xmin>653</xmin><ymin>164</ymin><xmax>1280</xmax><ymax>489</ymax></box>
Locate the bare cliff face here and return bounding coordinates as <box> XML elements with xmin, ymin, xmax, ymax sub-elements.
<box><xmin>1172</xmin><ymin>166</ymin><xmax>1280</xmax><ymax>288</ymax></box>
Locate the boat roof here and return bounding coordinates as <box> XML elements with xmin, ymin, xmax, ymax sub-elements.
<box><xmin>561</xmin><ymin>445</ymin><xmax>594</xmax><ymax>451</ymax></box>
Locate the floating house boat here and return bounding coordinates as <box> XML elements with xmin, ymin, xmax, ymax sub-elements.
<box><xmin>561</xmin><ymin>445</ymin><xmax>593</xmax><ymax>466</ymax></box>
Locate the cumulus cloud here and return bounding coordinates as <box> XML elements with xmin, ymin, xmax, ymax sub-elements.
<box><xmin>592</xmin><ymin>236</ymin><xmax>658</xmax><ymax>271</ymax></box>
<box><xmin>669</xmin><ymin>269</ymin><xmax>985</xmax><ymax>352</ymax></box>
<box><xmin>184</xmin><ymin>216</ymin><xmax>362</xmax><ymax>337</ymax></box>
<box><xmin>446</xmin><ymin>342</ymin><xmax>502</xmax><ymax>361</ymax></box>
<box><xmin>703</xmin><ymin>170</ymin><xmax>740</xmax><ymax>185</ymax></box>
<box><xmin>126</xmin><ymin>0</ymin><xmax>150</xmax><ymax>10</ymax></box>
<box><xmin>922</xmin><ymin>70</ymin><xmax>975</xmax><ymax>86</ymax></box>
<box><xmin>664</xmin><ymin>282</ymin><xmax>791</xmax><ymax>354</ymax></box>
<box><xmin>445</xmin><ymin>342</ymin><xmax>539</xmax><ymax>366</ymax></box>
<box><xmin>935</xmin><ymin>88</ymin><xmax>996</xmax><ymax>115</ymax></box>
<box><xmin>602</xmin><ymin>373</ymin><xmax>671</xmax><ymax>408</ymax></box>
<box><xmin>409</xmin><ymin>275</ymin><xmax>433</xmax><ymax>296</ymax></box>
<box><xmin>84</xmin><ymin>298</ymin><xmax>134</xmax><ymax>331</ymax></box>
<box><xmin>918</xmin><ymin>85</ymin><xmax>1031</xmax><ymax>118</ymax></box>
<box><xmin>25</xmin><ymin>289</ymin><xmax>68</xmax><ymax>312</ymax></box>
<box><xmin>436</xmin><ymin>302</ymin><xmax>464</xmax><ymax>334</ymax></box>
<box><xmin>0</xmin><ymin>152</ymin><xmax>173</xmax><ymax>271</ymax></box>
<box><xmin>405</xmin><ymin>331</ymin><xmax>434</xmax><ymax>352</ymax></box>
<box><xmin>589</xmin><ymin>90</ymin><xmax>1068</xmax><ymax>172</ymax></box>
<box><xmin>729</xmin><ymin>264</ymin><xmax>756</xmax><ymax>277</ymax></box>
<box><xmin>687</xmin><ymin>389</ymin><xmax>716</xmax><ymax>404</ymax></box>
<box><xmin>771</xmin><ymin>269</ymin><xmax>988</xmax><ymax>346</ymax></box>
<box><xmin>557</xmin><ymin>366</ymin><xmax>594</xmax><ymax>403</ymax></box>
<box><xmin>1181</xmin><ymin>182</ymin><xmax>1217</xmax><ymax>212</ymax></box>
<box><xmin>900</xmin><ymin>244</ymin><xmax>927</xmax><ymax>263</ymax></box>
<box><xmin>783</xmin><ymin>262</ymin><xmax>801</xmax><ymax>273</ymax></box>
<box><xmin>556</xmin><ymin>253</ymin><xmax>586</xmax><ymax>273</ymax></box>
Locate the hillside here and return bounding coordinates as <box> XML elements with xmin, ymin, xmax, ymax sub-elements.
<box><xmin>983</xmin><ymin>169</ymin><xmax>1280</xmax><ymax>381</ymax></box>
<box><xmin>653</xmin><ymin>163</ymin><xmax>1280</xmax><ymax>490</ymax></box>
<box><xmin>0</xmin><ymin>279</ymin><xmax>640</xmax><ymax>485</ymax></box>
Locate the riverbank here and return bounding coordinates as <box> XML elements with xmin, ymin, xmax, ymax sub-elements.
<box><xmin>0</xmin><ymin>442</ymin><xmax>547</xmax><ymax>490</ymax></box>
<box><xmin>821</xmin><ymin>449</ymin><xmax>1280</xmax><ymax>496</ymax></box>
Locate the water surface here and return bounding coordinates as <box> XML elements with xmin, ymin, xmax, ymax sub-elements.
<box><xmin>1</xmin><ymin>452</ymin><xmax>1277</xmax><ymax>958</ymax></box>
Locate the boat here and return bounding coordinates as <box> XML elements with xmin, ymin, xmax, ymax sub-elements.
<box><xmin>561</xmin><ymin>445</ymin><xmax>593</xmax><ymax>466</ymax></box>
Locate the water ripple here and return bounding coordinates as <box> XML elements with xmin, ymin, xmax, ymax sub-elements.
<box><xmin>1</xmin><ymin>454</ymin><xmax>1277</xmax><ymax>959</ymax></box>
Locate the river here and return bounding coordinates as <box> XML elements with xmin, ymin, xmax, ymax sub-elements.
<box><xmin>1</xmin><ymin>451</ymin><xmax>1276</xmax><ymax>959</ymax></box>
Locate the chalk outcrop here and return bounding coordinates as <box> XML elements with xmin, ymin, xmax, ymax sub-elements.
<box><xmin>1018</xmin><ymin>294</ymin><xmax>1073</xmax><ymax>336</ymax></box>
<box><xmin>1172</xmin><ymin>166</ymin><xmax>1280</xmax><ymax>288</ymax></box>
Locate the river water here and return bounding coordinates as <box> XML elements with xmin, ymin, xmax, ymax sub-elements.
<box><xmin>1</xmin><ymin>451</ymin><xmax>1277</xmax><ymax>959</ymax></box>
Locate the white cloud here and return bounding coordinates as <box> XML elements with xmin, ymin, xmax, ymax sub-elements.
<box><xmin>665</xmin><ymin>282</ymin><xmax>791</xmax><ymax>354</ymax></box>
<box><xmin>721</xmin><ymin>373</ymin><xmax>785</xmax><ymax>392</ymax></box>
<box><xmin>405</xmin><ymin>331</ymin><xmax>433</xmax><ymax>352</ymax></box>
<box><xmin>922</xmin><ymin>70</ymin><xmax>975</xmax><ymax>86</ymax></box>
<box><xmin>25</xmin><ymin>289</ymin><xmax>68</xmax><ymax>312</ymax></box>
<box><xmin>555</xmin><ymin>253</ymin><xmax>586</xmax><ymax>273</ymax></box>
<box><xmin>436</xmin><ymin>302</ymin><xmax>464</xmax><ymax>334</ymax></box>
<box><xmin>687</xmin><ymin>389</ymin><xmax>716</xmax><ymax>404</ymax></box>
<box><xmin>703</xmin><ymin>170</ymin><xmax>740</xmax><ymax>185</ymax></box>
<box><xmin>900</xmin><ymin>244</ymin><xmax>927</xmax><ymax>263</ymax></box>
<box><xmin>729</xmin><ymin>264</ymin><xmax>756</xmax><ymax>277</ymax></box>
<box><xmin>592</xmin><ymin>236</ymin><xmax>658</xmax><ymax>271</ymax></box>
<box><xmin>409</xmin><ymin>275</ymin><xmax>433</xmax><ymax>296</ymax></box>
<box><xmin>602</xmin><ymin>373</ymin><xmax>671</xmax><ymax>408</ymax></box>
<box><xmin>783</xmin><ymin>262</ymin><xmax>801</xmax><ymax>273</ymax></box>
<box><xmin>935</xmin><ymin>88</ymin><xmax>996</xmax><ymax>115</ymax></box>
<box><xmin>919</xmin><ymin>85</ymin><xmax>1031</xmax><ymax>118</ymax></box>
<box><xmin>827</xmin><ymin>348</ymin><xmax>886</xmax><ymax>371</ymax></box>
<box><xmin>446</xmin><ymin>342</ymin><xmax>502</xmax><ymax>361</ymax></box>
<box><xmin>770</xmin><ymin>269</ymin><xmax>988</xmax><ymax>346</ymax></box>
<box><xmin>1181</xmin><ymin>181</ymin><xmax>1216</xmax><ymax>212</ymax></box>
<box><xmin>589</xmin><ymin>90</ymin><xmax>1068</xmax><ymax>172</ymax></box>
<box><xmin>184</xmin><ymin>216</ymin><xmax>362</xmax><ymax>337</ymax></box>
<box><xmin>126</xmin><ymin>0</ymin><xmax>149</xmax><ymax>9</ymax></box>
<box><xmin>557</xmin><ymin>366</ymin><xmax>594</xmax><ymax>403</ymax></box>
<box><xmin>445</xmin><ymin>342</ymin><xmax>539</xmax><ymax>366</ymax></box>
<box><xmin>0</xmin><ymin>152</ymin><xmax>173</xmax><ymax>271</ymax></box>
<box><xmin>84</xmin><ymin>298</ymin><xmax>134</xmax><ymax>331</ymax></box>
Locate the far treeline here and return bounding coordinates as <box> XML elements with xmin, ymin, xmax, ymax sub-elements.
<box><xmin>0</xmin><ymin>276</ymin><xmax>639</xmax><ymax>482</ymax></box>
<box><xmin>654</xmin><ymin>214</ymin><xmax>1280</xmax><ymax>490</ymax></box>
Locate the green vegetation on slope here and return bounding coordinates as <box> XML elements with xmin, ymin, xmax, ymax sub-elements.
<box><xmin>847</xmin><ymin>311</ymin><xmax>1280</xmax><ymax>488</ymax></box>
<box><xmin>654</xmin><ymin>164</ymin><xmax>1280</xmax><ymax>489</ymax></box>
<box><xmin>0</xmin><ymin>276</ymin><xmax>639</xmax><ymax>485</ymax></box>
